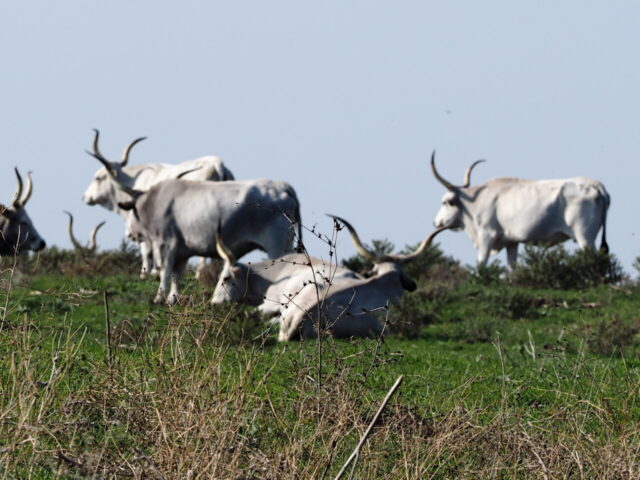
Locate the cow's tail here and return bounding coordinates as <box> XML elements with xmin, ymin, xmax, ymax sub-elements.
<box><xmin>598</xmin><ymin>185</ymin><xmax>610</xmax><ymax>253</ymax></box>
<box><xmin>285</xmin><ymin>185</ymin><xmax>304</xmax><ymax>252</ymax></box>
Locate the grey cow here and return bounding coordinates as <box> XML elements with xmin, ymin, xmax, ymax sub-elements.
<box><xmin>430</xmin><ymin>152</ymin><xmax>610</xmax><ymax>270</ymax></box>
<box><xmin>83</xmin><ymin>129</ymin><xmax>234</xmax><ymax>278</ymax></box>
<box><xmin>0</xmin><ymin>168</ymin><xmax>46</xmax><ymax>256</ymax></box>
<box><xmin>92</xmin><ymin>151</ymin><xmax>303</xmax><ymax>305</ymax></box>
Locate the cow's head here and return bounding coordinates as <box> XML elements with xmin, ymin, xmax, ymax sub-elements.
<box><xmin>83</xmin><ymin>129</ymin><xmax>146</xmax><ymax>210</ymax></box>
<box><xmin>0</xmin><ymin>168</ymin><xmax>46</xmax><ymax>255</ymax></box>
<box><xmin>328</xmin><ymin>215</ymin><xmax>448</xmax><ymax>293</ymax></box>
<box><xmin>430</xmin><ymin>151</ymin><xmax>485</xmax><ymax>230</ymax></box>
<box><xmin>211</xmin><ymin>222</ymin><xmax>249</xmax><ymax>304</ymax></box>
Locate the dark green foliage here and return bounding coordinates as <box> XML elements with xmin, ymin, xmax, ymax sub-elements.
<box><xmin>340</xmin><ymin>238</ymin><xmax>395</xmax><ymax>275</ymax></box>
<box><xmin>340</xmin><ymin>238</ymin><xmax>453</xmax><ymax>282</ymax></box>
<box><xmin>1</xmin><ymin>241</ymin><xmax>141</xmax><ymax>277</ymax></box>
<box><xmin>400</xmin><ymin>242</ymin><xmax>457</xmax><ymax>282</ymax></box>
<box><xmin>477</xmin><ymin>288</ymin><xmax>541</xmax><ymax>320</ymax></box>
<box><xmin>511</xmin><ymin>245</ymin><xmax>624</xmax><ymax>290</ymax></box>
<box><xmin>388</xmin><ymin>290</ymin><xmax>437</xmax><ymax>339</ymax></box>
<box><xmin>468</xmin><ymin>260</ymin><xmax>505</xmax><ymax>285</ymax></box>
<box><xmin>580</xmin><ymin>316</ymin><xmax>640</xmax><ymax>357</ymax></box>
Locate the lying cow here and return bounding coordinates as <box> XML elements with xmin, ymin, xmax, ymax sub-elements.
<box><xmin>430</xmin><ymin>152</ymin><xmax>610</xmax><ymax>270</ymax></box>
<box><xmin>0</xmin><ymin>168</ymin><xmax>46</xmax><ymax>255</ymax></box>
<box><xmin>63</xmin><ymin>211</ymin><xmax>105</xmax><ymax>253</ymax></box>
<box><xmin>275</xmin><ymin>215</ymin><xmax>448</xmax><ymax>341</ymax></box>
<box><xmin>211</xmin><ymin>223</ymin><xmax>360</xmax><ymax>319</ymax></box>
<box><xmin>82</xmin><ymin>129</ymin><xmax>234</xmax><ymax>277</ymax></box>
<box><xmin>91</xmin><ymin>151</ymin><xmax>303</xmax><ymax>305</ymax></box>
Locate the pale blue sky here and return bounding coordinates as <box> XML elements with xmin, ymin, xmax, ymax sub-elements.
<box><xmin>2</xmin><ymin>2</ymin><xmax>639</xmax><ymax>271</ymax></box>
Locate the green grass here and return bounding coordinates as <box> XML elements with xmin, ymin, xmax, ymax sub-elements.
<box><xmin>1</xmin><ymin>254</ymin><xmax>639</xmax><ymax>478</ymax></box>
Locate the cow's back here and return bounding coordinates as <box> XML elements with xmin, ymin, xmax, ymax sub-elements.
<box><xmin>131</xmin><ymin>156</ymin><xmax>232</xmax><ymax>190</ymax></box>
<box><xmin>484</xmin><ymin>177</ymin><xmax>607</xmax><ymax>244</ymax></box>
<box><xmin>139</xmin><ymin>179</ymin><xmax>298</xmax><ymax>258</ymax></box>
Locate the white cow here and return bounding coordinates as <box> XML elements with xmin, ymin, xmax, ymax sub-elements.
<box><xmin>211</xmin><ymin>223</ymin><xmax>360</xmax><ymax>319</ymax></box>
<box><xmin>429</xmin><ymin>151</ymin><xmax>610</xmax><ymax>270</ymax></box>
<box><xmin>274</xmin><ymin>216</ymin><xmax>448</xmax><ymax>341</ymax></box>
<box><xmin>0</xmin><ymin>169</ymin><xmax>46</xmax><ymax>255</ymax></box>
<box><xmin>91</xmin><ymin>152</ymin><xmax>303</xmax><ymax>305</ymax></box>
<box><xmin>82</xmin><ymin>129</ymin><xmax>234</xmax><ymax>277</ymax></box>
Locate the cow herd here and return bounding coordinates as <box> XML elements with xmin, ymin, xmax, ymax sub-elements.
<box><xmin>0</xmin><ymin>131</ymin><xmax>611</xmax><ymax>340</ymax></box>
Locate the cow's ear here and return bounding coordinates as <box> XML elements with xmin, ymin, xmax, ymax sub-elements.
<box><xmin>0</xmin><ymin>204</ymin><xmax>14</xmax><ymax>218</ymax></box>
<box><xmin>400</xmin><ymin>272</ymin><xmax>417</xmax><ymax>292</ymax></box>
<box><xmin>118</xmin><ymin>201</ymin><xmax>136</xmax><ymax>211</ymax></box>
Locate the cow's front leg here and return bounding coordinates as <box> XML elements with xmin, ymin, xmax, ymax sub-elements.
<box><xmin>139</xmin><ymin>241</ymin><xmax>152</xmax><ymax>279</ymax></box>
<box><xmin>154</xmin><ymin>249</ymin><xmax>175</xmax><ymax>304</ymax></box>
<box><xmin>476</xmin><ymin>242</ymin><xmax>492</xmax><ymax>267</ymax></box>
<box><xmin>167</xmin><ymin>258</ymin><xmax>188</xmax><ymax>306</ymax></box>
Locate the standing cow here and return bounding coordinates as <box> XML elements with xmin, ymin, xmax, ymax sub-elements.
<box><xmin>82</xmin><ymin>129</ymin><xmax>234</xmax><ymax>277</ymax></box>
<box><xmin>1</xmin><ymin>168</ymin><xmax>46</xmax><ymax>255</ymax></box>
<box><xmin>429</xmin><ymin>151</ymin><xmax>610</xmax><ymax>270</ymax></box>
<box><xmin>91</xmin><ymin>151</ymin><xmax>303</xmax><ymax>305</ymax></box>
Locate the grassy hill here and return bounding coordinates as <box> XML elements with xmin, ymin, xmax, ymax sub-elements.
<box><xmin>1</xmin><ymin>246</ymin><xmax>639</xmax><ymax>479</ymax></box>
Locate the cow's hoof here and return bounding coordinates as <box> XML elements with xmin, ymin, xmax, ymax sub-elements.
<box><xmin>153</xmin><ymin>294</ymin><xmax>164</xmax><ymax>304</ymax></box>
<box><xmin>166</xmin><ymin>294</ymin><xmax>178</xmax><ymax>307</ymax></box>
<box><xmin>140</xmin><ymin>272</ymin><xmax>148</xmax><ymax>280</ymax></box>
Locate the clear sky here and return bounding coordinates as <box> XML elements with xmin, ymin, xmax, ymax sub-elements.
<box><xmin>2</xmin><ymin>2</ymin><xmax>639</xmax><ymax>272</ymax></box>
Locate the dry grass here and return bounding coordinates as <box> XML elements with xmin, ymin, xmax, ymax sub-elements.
<box><xmin>1</xmin><ymin>307</ymin><xmax>639</xmax><ymax>479</ymax></box>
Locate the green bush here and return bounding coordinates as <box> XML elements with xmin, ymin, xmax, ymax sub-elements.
<box><xmin>468</xmin><ymin>260</ymin><xmax>505</xmax><ymax>286</ymax></box>
<box><xmin>1</xmin><ymin>241</ymin><xmax>141</xmax><ymax>277</ymax></box>
<box><xmin>511</xmin><ymin>245</ymin><xmax>624</xmax><ymax>290</ymax></box>
<box><xmin>579</xmin><ymin>316</ymin><xmax>640</xmax><ymax>357</ymax></box>
<box><xmin>341</xmin><ymin>238</ymin><xmax>395</xmax><ymax>275</ymax></box>
<box><xmin>340</xmin><ymin>238</ymin><xmax>452</xmax><ymax>282</ymax></box>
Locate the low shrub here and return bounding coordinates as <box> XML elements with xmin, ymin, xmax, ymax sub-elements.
<box><xmin>579</xmin><ymin>316</ymin><xmax>640</xmax><ymax>357</ymax></box>
<box><xmin>468</xmin><ymin>260</ymin><xmax>505</xmax><ymax>285</ymax></box>
<box><xmin>511</xmin><ymin>245</ymin><xmax>624</xmax><ymax>290</ymax></box>
<box><xmin>1</xmin><ymin>242</ymin><xmax>141</xmax><ymax>277</ymax></box>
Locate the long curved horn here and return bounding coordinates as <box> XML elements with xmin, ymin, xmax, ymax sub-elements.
<box><xmin>327</xmin><ymin>214</ymin><xmax>377</xmax><ymax>262</ymax></box>
<box><xmin>11</xmin><ymin>168</ymin><xmax>24</xmax><ymax>208</ymax></box>
<box><xmin>378</xmin><ymin>226</ymin><xmax>449</xmax><ymax>264</ymax></box>
<box><xmin>87</xmin><ymin>221</ymin><xmax>106</xmax><ymax>252</ymax></box>
<box><xmin>430</xmin><ymin>151</ymin><xmax>455</xmax><ymax>191</ymax></box>
<box><xmin>215</xmin><ymin>221</ymin><xmax>236</xmax><ymax>264</ymax></box>
<box><xmin>92</xmin><ymin>129</ymin><xmax>107</xmax><ymax>161</ymax></box>
<box><xmin>20</xmin><ymin>171</ymin><xmax>33</xmax><ymax>206</ymax></box>
<box><xmin>177</xmin><ymin>166</ymin><xmax>203</xmax><ymax>179</ymax></box>
<box><xmin>120</xmin><ymin>136</ymin><xmax>147</xmax><ymax>166</ymax></box>
<box><xmin>63</xmin><ymin>211</ymin><xmax>84</xmax><ymax>250</ymax></box>
<box><xmin>461</xmin><ymin>160</ymin><xmax>485</xmax><ymax>188</ymax></box>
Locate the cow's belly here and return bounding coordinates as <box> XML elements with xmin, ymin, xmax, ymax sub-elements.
<box><xmin>502</xmin><ymin>223</ymin><xmax>571</xmax><ymax>245</ymax></box>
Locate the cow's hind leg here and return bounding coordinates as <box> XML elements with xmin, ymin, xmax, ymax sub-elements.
<box><xmin>194</xmin><ymin>257</ymin><xmax>207</xmax><ymax>281</ymax></box>
<box><xmin>505</xmin><ymin>243</ymin><xmax>519</xmax><ymax>271</ymax></box>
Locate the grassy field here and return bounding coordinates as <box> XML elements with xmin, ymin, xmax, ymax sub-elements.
<box><xmin>1</xmin><ymin>247</ymin><xmax>639</xmax><ymax>479</ymax></box>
